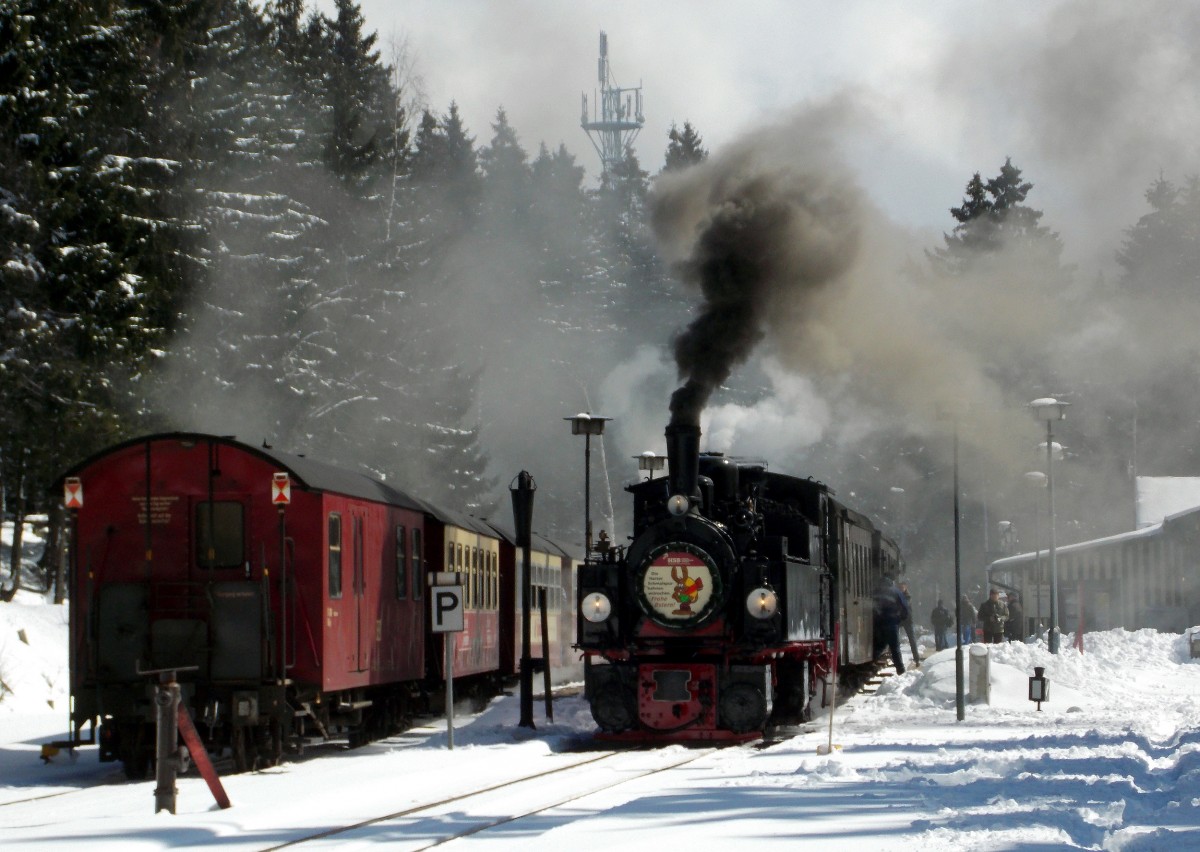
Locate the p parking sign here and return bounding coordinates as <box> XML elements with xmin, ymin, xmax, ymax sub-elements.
<box><xmin>431</xmin><ymin>585</ymin><xmax>464</xmax><ymax>633</ymax></box>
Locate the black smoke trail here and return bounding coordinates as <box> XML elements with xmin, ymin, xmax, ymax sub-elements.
<box><xmin>651</xmin><ymin>154</ymin><xmax>863</xmax><ymax>427</ymax></box>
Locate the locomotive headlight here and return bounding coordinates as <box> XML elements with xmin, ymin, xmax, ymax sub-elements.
<box><xmin>746</xmin><ymin>587</ymin><xmax>778</xmax><ymax>619</ymax></box>
<box><xmin>667</xmin><ymin>494</ymin><xmax>690</xmax><ymax>516</ymax></box>
<box><xmin>581</xmin><ymin>592</ymin><xmax>613</xmax><ymax>623</ymax></box>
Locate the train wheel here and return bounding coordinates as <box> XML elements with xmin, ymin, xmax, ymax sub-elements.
<box><xmin>255</xmin><ymin>718</ymin><xmax>283</xmax><ymax>768</ymax></box>
<box><xmin>119</xmin><ymin>723</ymin><xmax>153</xmax><ymax>781</ymax></box>
<box><xmin>769</xmin><ymin>659</ymin><xmax>809</xmax><ymax>726</ymax></box>
<box><xmin>718</xmin><ymin>682</ymin><xmax>769</xmax><ymax>734</ymax></box>
<box><xmin>232</xmin><ymin>727</ymin><xmax>249</xmax><ymax>773</ymax></box>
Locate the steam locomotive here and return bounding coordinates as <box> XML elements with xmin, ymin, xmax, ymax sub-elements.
<box><xmin>577</xmin><ymin>421</ymin><xmax>901</xmax><ymax>742</ymax></box>
<box><xmin>58</xmin><ymin>433</ymin><xmax>577</xmax><ymax>777</ymax></box>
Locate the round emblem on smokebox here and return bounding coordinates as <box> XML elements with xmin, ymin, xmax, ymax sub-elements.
<box><xmin>636</xmin><ymin>542</ymin><xmax>723</xmax><ymax>629</ymax></box>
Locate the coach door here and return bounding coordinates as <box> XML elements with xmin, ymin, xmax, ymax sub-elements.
<box><xmin>352</xmin><ymin>513</ymin><xmax>369</xmax><ymax>673</ymax></box>
<box><xmin>191</xmin><ymin>495</ymin><xmax>260</xmax><ymax>680</ymax></box>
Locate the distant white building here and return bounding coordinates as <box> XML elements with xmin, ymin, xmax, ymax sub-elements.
<box><xmin>1135</xmin><ymin>476</ymin><xmax>1200</xmax><ymax>528</ymax></box>
<box><xmin>988</xmin><ymin>476</ymin><xmax>1200</xmax><ymax>635</ymax></box>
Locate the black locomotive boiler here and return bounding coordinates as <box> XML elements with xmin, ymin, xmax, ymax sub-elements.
<box><xmin>577</xmin><ymin>420</ymin><xmax>901</xmax><ymax>742</ymax></box>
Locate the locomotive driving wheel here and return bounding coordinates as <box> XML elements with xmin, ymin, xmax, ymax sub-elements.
<box><xmin>718</xmin><ymin>682</ymin><xmax>769</xmax><ymax>734</ymax></box>
<box><xmin>231</xmin><ymin>727</ymin><xmax>249</xmax><ymax>773</ymax></box>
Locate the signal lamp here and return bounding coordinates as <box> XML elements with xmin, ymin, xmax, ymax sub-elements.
<box><xmin>581</xmin><ymin>592</ymin><xmax>612</xmax><ymax>623</ymax></box>
<box><xmin>746</xmin><ymin>587</ymin><xmax>778</xmax><ymax>619</ymax></box>
<box><xmin>1028</xmin><ymin>666</ymin><xmax>1050</xmax><ymax>710</ymax></box>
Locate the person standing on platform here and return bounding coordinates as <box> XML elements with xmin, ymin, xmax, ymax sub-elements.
<box><xmin>958</xmin><ymin>594</ymin><xmax>977</xmax><ymax>644</ymax></box>
<box><xmin>978</xmin><ymin>588</ymin><xmax>1010</xmax><ymax>644</ymax></box>
<box><xmin>1004</xmin><ymin>591</ymin><xmax>1024</xmax><ymax>641</ymax></box>
<box><xmin>898</xmin><ymin>581</ymin><xmax>920</xmax><ymax>666</ymax></box>
<box><xmin>931</xmin><ymin>599</ymin><xmax>952</xmax><ymax>651</ymax></box>
<box><xmin>872</xmin><ymin>575</ymin><xmax>908</xmax><ymax>674</ymax></box>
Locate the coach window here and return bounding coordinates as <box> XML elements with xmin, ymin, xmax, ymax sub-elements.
<box><xmin>468</xmin><ymin>547</ymin><xmax>475</xmax><ymax>610</ymax></box>
<box><xmin>467</xmin><ymin>546</ymin><xmax>476</xmax><ymax>610</ymax></box>
<box><xmin>195</xmin><ymin>501</ymin><xmax>244</xmax><ymax>569</ymax></box>
<box><xmin>482</xmin><ymin>549</ymin><xmax>489</xmax><ymax>610</ymax></box>
<box><xmin>412</xmin><ymin>528</ymin><xmax>423</xmax><ymax>600</ymax></box>
<box><xmin>487</xmin><ymin>550</ymin><xmax>495</xmax><ymax>610</ymax></box>
<box><xmin>395</xmin><ymin>524</ymin><xmax>408</xmax><ymax>599</ymax></box>
<box><xmin>473</xmin><ymin>547</ymin><xmax>481</xmax><ymax>610</ymax></box>
<box><xmin>455</xmin><ymin>543</ymin><xmax>464</xmax><ymax>606</ymax></box>
<box><xmin>489</xmin><ymin>551</ymin><xmax>496</xmax><ymax>610</ymax></box>
<box><xmin>481</xmin><ymin>548</ymin><xmax>488</xmax><ymax>610</ymax></box>
<box><xmin>328</xmin><ymin>513</ymin><xmax>343</xmax><ymax>598</ymax></box>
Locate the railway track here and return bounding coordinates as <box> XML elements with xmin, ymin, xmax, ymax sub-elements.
<box><xmin>0</xmin><ymin>787</ymin><xmax>89</xmax><ymax>808</ymax></box>
<box><xmin>263</xmin><ymin>745</ymin><xmax>719</xmax><ymax>850</ymax></box>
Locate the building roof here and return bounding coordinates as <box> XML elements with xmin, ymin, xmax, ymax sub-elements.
<box><xmin>989</xmin><ymin>502</ymin><xmax>1200</xmax><ymax>570</ymax></box>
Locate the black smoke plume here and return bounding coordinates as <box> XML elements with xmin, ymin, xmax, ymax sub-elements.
<box><xmin>651</xmin><ymin>143</ymin><xmax>864</xmax><ymax>428</ymax></box>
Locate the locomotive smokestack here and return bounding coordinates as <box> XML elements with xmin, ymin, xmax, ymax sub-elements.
<box><xmin>666</xmin><ymin>420</ymin><xmax>701</xmax><ymax>502</ymax></box>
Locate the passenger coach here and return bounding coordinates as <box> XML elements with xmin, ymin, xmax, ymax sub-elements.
<box><xmin>61</xmin><ymin>433</ymin><xmax>432</xmax><ymax>774</ymax></box>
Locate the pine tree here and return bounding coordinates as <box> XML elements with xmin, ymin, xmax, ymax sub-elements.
<box><xmin>323</xmin><ymin>0</ymin><xmax>395</xmax><ymax>191</ymax></box>
<box><xmin>1104</xmin><ymin>174</ymin><xmax>1200</xmax><ymax>477</ymax></box>
<box><xmin>479</xmin><ymin>107</ymin><xmax>531</xmax><ymax>221</ymax></box>
<box><xmin>410</xmin><ymin>102</ymin><xmax>480</xmax><ymax>231</ymax></box>
<box><xmin>936</xmin><ymin>157</ymin><xmax>1061</xmax><ymax>265</ymax></box>
<box><xmin>153</xmin><ymin>0</ymin><xmax>334</xmax><ymax>447</ymax></box>
<box><xmin>1117</xmin><ymin>175</ymin><xmax>1200</xmax><ymax>299</ymax></box>
<box><xmin>0</xmin><ymin>0</ymin><xmax>182</xmax><ymax>592</ymax></box>
<box><xmin>662</xmin><ymin>121</ymin><xmax>708</xmax><ymax>173</ymax></box>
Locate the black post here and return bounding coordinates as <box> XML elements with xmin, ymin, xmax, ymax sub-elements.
<box><xmin>278</xmin><ymin>507</ymin><xmax>287</xmax><ymax>682</ymax></box>
<box><xmin>511</xmin><ymin>472</ymin><xmax>536</xmax><ymax>729</ymax></box>
<box><xmin>953</xmin><ymin>422</ymin><xmax>965</xmax><ymax>722</ymax></box>
<box><xmin>584</xmin><ymin>433</ymin><xmax>592</xmax><ymax>555</ymax></box>
<box><xmin>1046</xmin><ymin>418</ymin><xmax>1060</xmax><ymax>654</ymax></box>
<box><xmin>154</xmin><ymin>671</ymin><xmax>181</xmax><ymax>814</ymax></box>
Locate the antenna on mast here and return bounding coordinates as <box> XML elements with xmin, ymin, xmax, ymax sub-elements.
<box><xmin>581</xmin><ymin>31</ymin><xmax>644</xmax><ymax>177</ymax></box>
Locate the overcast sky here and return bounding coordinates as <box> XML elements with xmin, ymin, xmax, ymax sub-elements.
<box><xmin>314</xmin><ymin>0</ymin><xmax>1200</xmax><ymax>274</ymax></box>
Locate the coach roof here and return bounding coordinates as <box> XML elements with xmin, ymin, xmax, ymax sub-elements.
<box><xmin>60</xmin><ymin>432</ymin><xmax>445</xmax><ymax>517</ymax></box>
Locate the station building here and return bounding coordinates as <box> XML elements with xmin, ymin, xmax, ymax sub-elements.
<box><xmin>987</xmin><ymin>477</ymin><xmax>1200</xmax><ymax>635</ymax></box>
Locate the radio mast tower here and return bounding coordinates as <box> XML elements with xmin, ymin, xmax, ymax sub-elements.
<box><xmin>581</xmin><ymin>32</ymin><xmax>644</xmax><ymax>176</ymax></box>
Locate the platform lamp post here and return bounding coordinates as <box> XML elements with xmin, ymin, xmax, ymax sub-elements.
<box><xmin>1030</xmin><ymin>398</ymin><xmax>1069</xmax><ymax>653</ymax></box>
<box><xmin>566</xmin><ymin>413</ymin><xmax>611</xmax><ymax>557</ymax></box>
<box><xmin>635</xmin><ymin>451</ymin><xmax>666</xmax><ymax>481</ymax></box>
<box><xmin>1024</xmin><ymin>471</ymin><xmax>1048</xmax><ymax>635</ymax></box>
<box><xmin>937</xmin><ymin>403</ymin><xmax>966</xmax><ymax>722</ymax></box>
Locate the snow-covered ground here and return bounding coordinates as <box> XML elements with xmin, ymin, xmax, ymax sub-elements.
<box><xmin>2</xmin><ymin>588</ymin><xmax>1198</xmax><ymax>851</ymax></box>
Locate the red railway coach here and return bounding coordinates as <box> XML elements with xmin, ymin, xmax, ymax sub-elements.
<box><xmin>60</xmin><ymin>433</ymin><xmax>431</xmax><ymax>775</ymax></box>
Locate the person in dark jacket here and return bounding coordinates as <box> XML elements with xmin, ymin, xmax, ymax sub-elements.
<box><xmin>958</xmin><ymin>594</ymin><xmax>977</xmax><ymax>644</ymax></box>
<box><xmin>898</xmin><ymin>581</ymin><xmax>920</xmax><ymax>665</ymax></box>
<box><xmin>978</xmin><ymin>588</ymin><xmax>1009</xmax><ymax>643</ymax></box>
<box><xmin>872</xmin><ymin>575</ymin><xmax>908</xmax><ymax>674</ymax></box>
<box><xmin>1004</xmin><ymin>592</ymin><xmax>1024</xmax><ymax>641</ymax></box>
<box><xmin>931</xmin><ymin>599</ymin><xmax>952</xmax><ymax>651</ymax></box>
